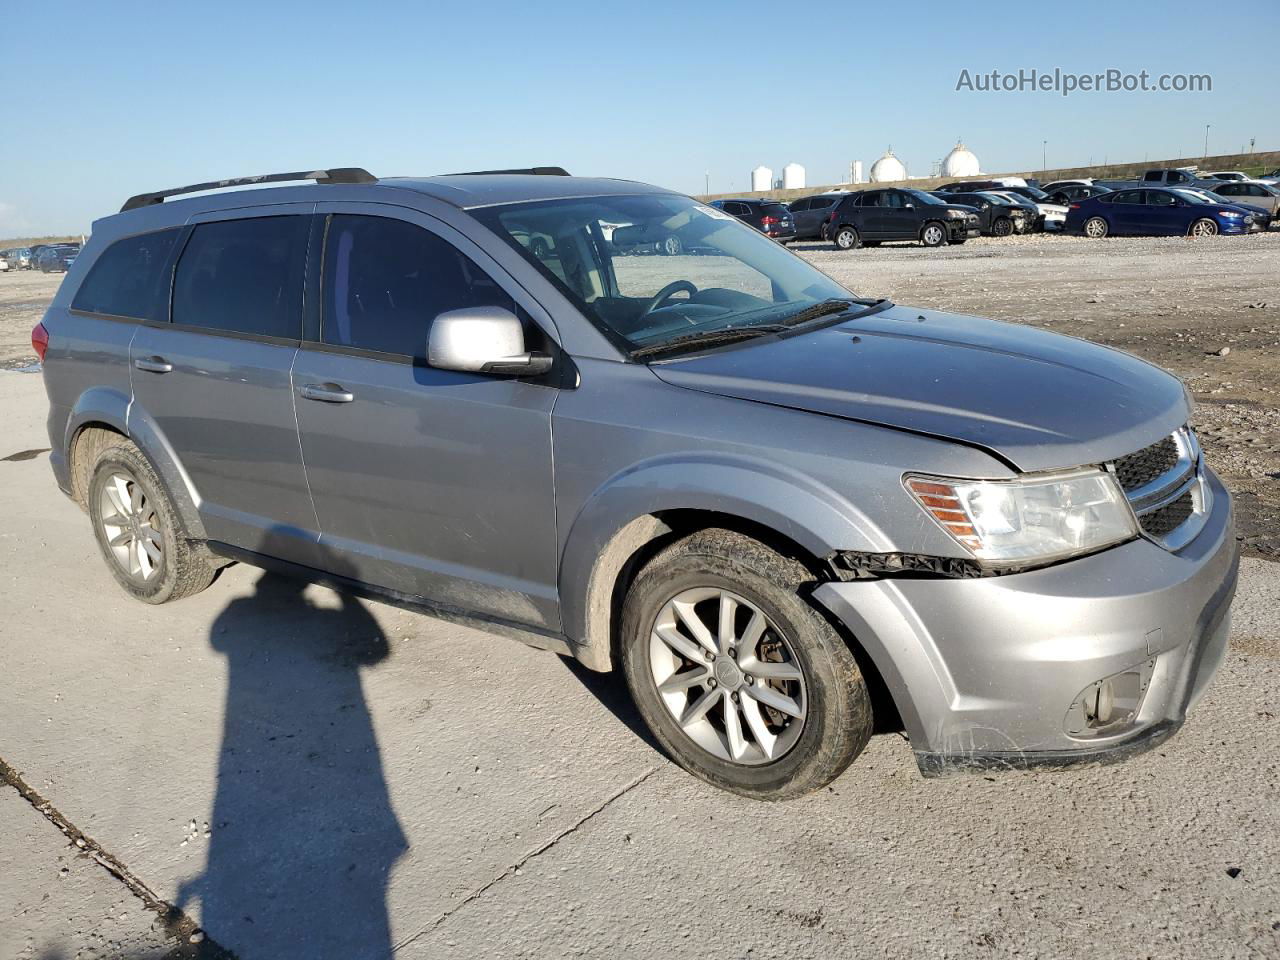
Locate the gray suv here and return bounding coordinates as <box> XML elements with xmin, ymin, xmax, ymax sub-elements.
<box><xmin>36</xmin><ymin>167</ymin><xmax>1238</xmax><ymax>799</ymax></box>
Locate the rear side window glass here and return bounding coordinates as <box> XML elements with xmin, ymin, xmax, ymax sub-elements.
<box><xmin>71</xmin><ymin>229</ymin><xmax>180</xmax><ymax>320</ymax></box>
<box><xmin>321</xmin><ymin>214</ymin><xmax>514</xmax><ymax>358</ymax></box>
<box><xmin>172</xmin><ymin>216</ymin><xmax>308</xmax><ymax>338</ymax></box>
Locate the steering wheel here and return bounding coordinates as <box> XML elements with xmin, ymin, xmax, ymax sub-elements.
<box><xmin>640</xmin><ymin>280</ymin><xmax>698</xmax><ymax>318</ymax></box>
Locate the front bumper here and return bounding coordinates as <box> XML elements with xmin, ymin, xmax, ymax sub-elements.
<box><xmin>814</xmin><ymin>467</ymin><xmax>1237</xmax><ymax>776</ymax></box>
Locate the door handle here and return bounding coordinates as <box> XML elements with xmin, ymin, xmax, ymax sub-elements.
<box><xmin>299</xmin><ymin>382</ymin><xmax>355</xmax><ymax>403</ymax></box>
<box><xmin>134</xmin><ymin>356</ymin><xmax>173</xmax><ymax>374</ymax></box>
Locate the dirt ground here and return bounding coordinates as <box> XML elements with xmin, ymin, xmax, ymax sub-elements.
<box><xmin>3</xmin><ymin>230</ymin><xmax>1277</xmax><ymax>557</ymax></box>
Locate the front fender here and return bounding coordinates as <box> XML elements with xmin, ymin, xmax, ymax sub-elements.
<box><xmin>559</xmin><ymin>453</ymin><xmax>892</xmax><ymax>670</ymax></box>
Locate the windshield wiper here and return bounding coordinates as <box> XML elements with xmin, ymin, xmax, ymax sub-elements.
<box><xmin>630</xmin><ymin>324</ymin><xmax>790</xmax><ymax>360</ymax></box>
<box><xmin>630</xmin><ymin>298</ymin><xmax>894</xmax><ymax>361</ymax></box>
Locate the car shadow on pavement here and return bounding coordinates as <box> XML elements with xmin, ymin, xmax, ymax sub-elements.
<box><xmin>174</xmin><ymin>561</ymin><xmax>407</xmax><ymax>960</ymax></box>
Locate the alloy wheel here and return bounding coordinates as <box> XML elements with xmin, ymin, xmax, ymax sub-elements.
<box><xmin>1084</xmin><ymin>217</ymin><xmax>1108</xmax><ymax>238</ymax></box>
<box><xmin>923</xmin><ymin>225</ymin><xmax>944</xmax><ymax>246</ymax></box>
<box><xmin>98</xmin><ymin>471</ymin><xmax>164</xmax><ymax>581</ymax></box>
<box><xmin>1190</xmin><ymin>219</ymin><xmax>1218</xmax><ymax>238</ymax></box>
<box><xmin>648</xmin><ymin>587</ymin><xmax>807</xmax><ymax>765</ymax></box>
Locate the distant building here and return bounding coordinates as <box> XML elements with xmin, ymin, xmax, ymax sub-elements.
<box><xmin>782</xmin><ymin>162</ymin><xmax>805</xmax><ymax>189</ymax></box>
<box><xmin>941</xmin><ymin>141</ymin><xmax>981</xmax><ymax>177</ymax></box>
<box><xmin>751</xmin><ymin>165</ymin><xmax>773</xmax><ymax>192</ymax></box>
<box><xmin>869</xmin><ymin>149</ymin><xmax>906</xmax><ymax>183</ymax></box>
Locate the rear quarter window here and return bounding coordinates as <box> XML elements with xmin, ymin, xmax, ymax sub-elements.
<box><xmin>71</xmin><ymin>228</ymin><xmax>181</xmax><ymax>320</ymax></box>
<box><xmin>172</xmin><ymin>216</ymin><xmax>308</xmax><ymax>338</ymax></box>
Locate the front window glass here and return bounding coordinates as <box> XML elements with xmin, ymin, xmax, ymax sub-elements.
<box><xmin>475</xmin><ymin>194</ymin><xmax>852</xmax><ymax>354</ymax></box>
<box><xmin>1171</xmin><ymin>189</ymin><xmax>1212</xmax><ymax>204</ymax></box>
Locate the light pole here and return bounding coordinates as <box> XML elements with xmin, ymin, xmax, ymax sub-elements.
<box><xmin>704</xmin><ymin>170</ymin><xmax>709</xmax><ymax>195</ymax></box>
<box><xmin>1042</xmin><ymin>140</ymin><xmax>1047</xmax><ymax>173</ymax></box>
<box><xmin>1204</xmin><ymin>124</ymin><xmax>1210</xmax><ymax>159</ymax></box>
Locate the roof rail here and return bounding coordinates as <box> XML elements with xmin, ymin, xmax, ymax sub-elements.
<box><xmin>120</xmin><ymin>167</ymin><xmax>377</xmax><ymax>212</ymax></box>
<box><xmin>446</xmin><ymin>166</ymin><xmax>571</xmax><ymax>177</ymax></box>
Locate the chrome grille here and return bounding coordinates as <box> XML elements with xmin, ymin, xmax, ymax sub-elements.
<box><xmin>1113</xmin><ymin>437</ymin><xmax>1180</xmax><ymax>493</ymax></box>
<box><xmin>1109</xmin><ymin>427</ymin><xmax>1208</xmax><ymax>550</ymax></box>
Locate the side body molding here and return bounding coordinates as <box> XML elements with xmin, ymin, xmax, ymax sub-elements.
<box><xmin>558</xmin><ymin>453</ymin><xmax>893</xmax><ymax>671</ymax></box>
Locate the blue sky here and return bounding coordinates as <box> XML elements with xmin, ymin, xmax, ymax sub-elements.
<box><xmin>3</xmin><ymin>0</ymin><xmax>1276</xmax><ymax>235</ymax></box>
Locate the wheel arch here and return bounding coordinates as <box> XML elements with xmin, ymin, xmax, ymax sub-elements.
<box><xmin>559</xmin><ymin>455</ymin><xmax>891</xmax><ymax>673</ymax></box>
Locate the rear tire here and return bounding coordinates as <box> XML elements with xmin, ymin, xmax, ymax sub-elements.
<box><xmin>920</xmin><ymin>222</ymin><xmax>947</xmax><ymax>247</ymax></box>
<box><xmin>87</xmin><ymin>439</ymin><xmax>215</xmax><ymax>604</ymax></box>
<box><xmin>620</xmin><ymin>529</ymin><xmax>873</xmax><ymax>800</ymax></box>
<box><xmin>833</xmin><ymin>226</ymin><xmax>860</xmax><ymax>250</ymax></box>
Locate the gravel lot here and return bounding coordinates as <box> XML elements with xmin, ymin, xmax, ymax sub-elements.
<box><xmin>1</xmin><ymin>234</ymin><xmax>1278</xmax><ymax>959</ymax></box>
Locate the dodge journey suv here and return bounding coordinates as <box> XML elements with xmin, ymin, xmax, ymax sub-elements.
<box><xmin>37</xmin><ymin>167</ymin><xmax>1237</xmax><ymax>799</ymax></box>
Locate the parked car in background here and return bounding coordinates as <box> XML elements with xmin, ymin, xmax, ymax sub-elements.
<box><xmin>786</xmin><ymin>193</ymin><xmax>846</xmax><ymax>241</ymax></box>
<box><xmin>1206</xmin><ymin>181</ymin><xmax>1280</xmax><ymax>221</ymax></box>
<box><xmin>0</xmin><ymin>254</ymin><xmax>8</xmax><ymax>271</ymax></box>
<box><xmin>985</xmin><ymin>191</ymin><xmax>1045</xmax><ymax>232</ymax></box>
<box><xmin>38</xmin><ymin>165</ymin><xmax>1237</xmax><ymax>799</ymax></box>
<box><xmin>930</xmin><ymin>191</ymin><xmax>1030</xmax><ymax>237</ymax></box>
<box><xmin>707</xmin><ymin>199</ymin><xmax>796</xmax><ymax>242</ymax></box>
<box><xmin>36</xmin><ymin>245</ymin><xmax>80</xmax><ymax>272</ymax></box>
<box><xmin>1203</xmin><ymin>172</ymin><xmax>1249</xmax><ymax>182</ymax></box>
<box><xmin>1043</xmin><ymin>184</ymin><xmax>1112</xmax><ymax>205</ymax></box>
<box><xmin>1041</xmin><ymin>179</ymin><xmax>1094</xmax><ymax>192</ymax></box>
<box><xmin>988</xmin><ymin>189</ymin><xmax>1067</xmax><ymax>231</ymax></box>
<box><xmin>1259</xmin><ymin>169</ymin><xmax>1280</xmax><ymax>186</ymax></box>
<box><xmin>1067</xmin><ymin>187</ymin><xmax>1263</xmax><ymax>238</ymax></box>
<box><xmin>823</xmin><ymin>188</ymin><xmax>979</xmax><ymax>249</ymax></box>
<box><xmin>937</xmin><ymin>177</ymin><xmax>1029</xmax><ymax>193</ymax></box>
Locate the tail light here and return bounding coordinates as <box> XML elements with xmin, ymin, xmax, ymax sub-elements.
<box><xmin>761</xmin><ymin>216</ymin><xmax>780</xmax><ymax>226</ymax></box>
<box><xmin>31</xmin><ymin>321</ymin><xmax>49</xmax><ymax>362</ymax></box>
<box><xmin>1069</xmin><ymin>203</ymin><xmax>1081</xmax><ymax>210</ymax></box>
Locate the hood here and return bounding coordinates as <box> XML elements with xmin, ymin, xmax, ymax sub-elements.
<box><xmin>649</xmin><ymin>305</ymin><xmax>1189</xmax><ymax>473</ymax></box>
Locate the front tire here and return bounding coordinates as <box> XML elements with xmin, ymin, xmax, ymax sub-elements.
<box><xmin>661</xmin><ymin>235</ymin><xmax>683</xmax><ymax>256</ymax></box>
<box><xmin>1189</xmin><ymin>218</ymin><xmax>1218</xmax><ymax>238</ymax></box>
<box><xmin>87</xmin><ymin>440</ymin><xmax>215</xmax><ymax>604</ymax></box>
<box><xmin>620</xmin><ymin>529</ymin><xmax>873</xmax><ymax>800</ymax></box>
<box><xmin>992</xmin><ymin>216</ymin><xmax>1014</xmax><ymax>238</ymax></box>
<box><xmin>833</xmin><ymin>226</ymin><xmax>860</xmax><ymax>250</ymax></box>
<box><xmin>920</xmin><ymin>222</ymin><xmax>947</xmax><ymax>247</ymax></box>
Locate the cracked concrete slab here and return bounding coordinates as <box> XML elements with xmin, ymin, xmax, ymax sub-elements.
<box><xmin>0</xmin><ymin>783</ymin><xmax>174</xmax><ymax>960</ymax></box>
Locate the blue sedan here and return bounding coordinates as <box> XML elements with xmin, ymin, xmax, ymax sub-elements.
<box><xmin>1066</xmin><ymin>187</ymin><xmax>1263</xmax><ymax>238</ymax></box>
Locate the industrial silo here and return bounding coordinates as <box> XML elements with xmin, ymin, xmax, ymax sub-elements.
<box><xmin>751</xmin><ymin>165</ymin><xmax>773</xmax><ymax>192</ymax></box>
<box><xmin>782</xmin><ymin>163</ymin><xmax>806</xmax><ymax>189</ymax></box>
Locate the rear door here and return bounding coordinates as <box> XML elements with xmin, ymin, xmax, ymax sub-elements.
<box><xmin>128</xmin><ymin>205</ymin><xmax>320</xmax><ymax>563</ymax></box>
<box><xmin>1107</xmin><ymin>190</ymin><xmax>1145</xmax><ymax>234</ymax></box>
<box><xmin>291</xmin><ymin>204</ymin><xmax>561</xmax><ymax>630</ymax></box>
<box><xmin>855</xmin><ymin>191</ymin><xmax>886</xmax><ymax>237</ymax></box>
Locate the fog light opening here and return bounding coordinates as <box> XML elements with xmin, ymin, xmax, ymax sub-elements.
<box><xmin>1083</xmin><ymin>679</ymin><xmax>1115</xmax><ymax>725</ymax></box>
<box><xmin>1065</xmin><ymin>658</ymin><xmax>1156</xmax><ymax>739</ymax></box>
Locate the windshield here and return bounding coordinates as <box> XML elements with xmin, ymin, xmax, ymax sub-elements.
<box><xmin>475</xmin><ymin>194</ymin><xmax>855</xmax><ymax>355</ymax></box>
<box><xmin>977</xmin><ymin>192</ymin><xmax>1011</xmax><ymax>204</ymax></box>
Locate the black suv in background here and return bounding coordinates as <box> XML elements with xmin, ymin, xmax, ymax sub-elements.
<box><xmin>823</xmin><ymin>188</ymin><xmax>979</xmax><ymax>249</ymax></box>
<box><xmin>1043</xmin><ymin>183</ymin><xmax>1112</xmax><ymax>205</ymax></box>
<box><xmin>930</xmin><ymin>191</ymin><xmax>1030</xmax><ymax>237</ymax></box>
<box><xmin>707</xmin><ymin>198</ymin><xmax>797</xmax><ymax>242</ymax></box>
<box><xmin>786</xmin><ymin>193</ymin><xmax>845</xmax><ymax>240</ymax></box>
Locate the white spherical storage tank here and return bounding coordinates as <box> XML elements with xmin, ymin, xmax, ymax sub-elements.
<box><xmin>782</xmin><ymin>163</ymin><xmax>805</xmax><ymax>189</ymax></box>
<box><xmin>869</xmin><ymin>150</ymin><xmax>906</xmax><ymax>183</ymax></box>
<box><xmin>751</xmin><ymin>165</ymin><xmax>773</xmax><ymax>192</ymax></box>
<box><xmin>941</xmin><ymin>141</ymin><xmax>981</xmax><ymax>177</ymax></box>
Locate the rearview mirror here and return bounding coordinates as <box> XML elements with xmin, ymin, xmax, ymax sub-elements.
<box><xmin>428</xmin><ymin>307</ymin><xmax>553</xmax><ymax>377</ymax></box>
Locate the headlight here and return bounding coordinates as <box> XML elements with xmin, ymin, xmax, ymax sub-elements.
<box><xmin>905</xmin><ymin>470</ymin><xmax>1137</xmax><ymax>565</ymax></box>
<box><xmin>945</xmin><ymin>209</ymin><xmax>967</xmax><ymax>219</ymax></box>
<box><xmin>1219</xmin><ymin>210</ymin><xmax>1243</xmax><ymax>218</ymax></box>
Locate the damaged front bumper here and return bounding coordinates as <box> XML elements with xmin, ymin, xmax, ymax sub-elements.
<box><xmin>812</xmin><ymin>468</ymin><xmax>1238</xmax><ymax>777</ymax></box>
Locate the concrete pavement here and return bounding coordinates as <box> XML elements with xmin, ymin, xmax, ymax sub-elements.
<box><xmin>1</xmin><ymin>370</ymin><xmax>1277</xmax><ymax>959</ymax></box>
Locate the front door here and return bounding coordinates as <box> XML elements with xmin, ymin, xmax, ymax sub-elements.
<box><xmin>291</xmin><ymin>205</ymin><xmax>561</xmax><ymax>630</ymax></box>
<box><xmin>880</xmin><ymin>190</ymin><xmax>918</xmax><ymax>240</ymax></box>
<box><xmin>129</xmin><ymin>206</ymin><xmax>320</xmax><ymax>564</ymax></box>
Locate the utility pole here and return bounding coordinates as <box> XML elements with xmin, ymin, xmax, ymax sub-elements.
<box><xmin>704</xmin><ymin>171</ymin><xmax>709</xmax><ymax>195</ymax></box>
<box><xmin>1042</xmin><ymin>140</ymin><xmax>1047</xmax><ymax>173</ymax></box>
<box><xmin>1204</xmin><ymin>124</ymin><xmax>1210</xmax><ymax>159</ymax></box>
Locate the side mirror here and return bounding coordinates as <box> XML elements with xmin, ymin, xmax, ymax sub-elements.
<box><xmin>903</xmin><ymin>203</ymin><xmax>915</xmax><ymax>209</ymax></box>
<box><xmin>428</xmin><ymin>307</ymin><xmax>553</xmax><ymax>377</ymax></box>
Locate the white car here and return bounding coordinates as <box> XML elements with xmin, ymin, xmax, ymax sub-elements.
<box><xmin>989</xmin><ymin>191</ymin><xmax>1068</xmax><ymax>231</ymax></box>
<box><xmin>1204</xmin><ymin>171</ymin><xmax>1249</xmax><ymax>182</ymax></box>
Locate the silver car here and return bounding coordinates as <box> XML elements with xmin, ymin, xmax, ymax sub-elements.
<box><xmin>36</xmin><ymin>167</ymin><xmax>1237</xmax><ymax>799</ymax></box>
